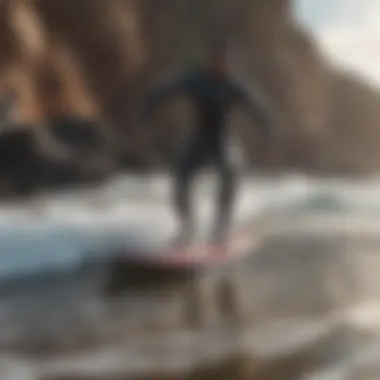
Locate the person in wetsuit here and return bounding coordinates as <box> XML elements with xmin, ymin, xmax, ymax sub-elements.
<box><xmin>139</xmin><ymin>44</ymin><xmax>274</xmax><ymax>245</ymax></box>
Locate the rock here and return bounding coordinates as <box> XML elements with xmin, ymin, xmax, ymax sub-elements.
<box><xmin>0</xmin><ymin>0</ymin><xmax>380</xmax><ymax>173</ymax></box>
<box><xmin>0</xmin><ymin>126</ymin><xmax>42</xmax><ymax>196</ymax></box>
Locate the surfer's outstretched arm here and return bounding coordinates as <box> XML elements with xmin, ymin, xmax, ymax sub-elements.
<box><xmin>232</xmin><ymin>81</ymin><xmax>274</xmax><ymax>140</ymax></box>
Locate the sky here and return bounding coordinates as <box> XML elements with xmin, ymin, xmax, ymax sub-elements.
<box><xmin>294</xmin><ymin>0</ymin><xmax>380</xmax><ymax>85</ymax></box>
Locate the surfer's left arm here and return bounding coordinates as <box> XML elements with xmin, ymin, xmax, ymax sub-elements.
<box><xmin>231</xmin><ymin>80</ymin><xmax>275</xmax><ymax>142</ymax></box>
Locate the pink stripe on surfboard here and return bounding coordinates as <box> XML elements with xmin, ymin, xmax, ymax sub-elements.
<box><xmin>114</xmin><ymin>231</ymin><xmax>257</xmax><ymax>267</ymax></box>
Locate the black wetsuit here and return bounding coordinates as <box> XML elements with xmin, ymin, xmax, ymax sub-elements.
<box><xmin>141</xmin><ymin>68</ymin><xmax>272</xmax><ymax>241</ymax></box>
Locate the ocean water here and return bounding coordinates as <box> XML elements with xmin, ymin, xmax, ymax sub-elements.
<box><xmin>2</xmin><ymin>172</ymin><xmax>380</xmax><ymax>379</ymax></box>
<box><xmin>0</xmin><ymin>171</ymin><xmax>380</xmax><ymax>279</ymax></box>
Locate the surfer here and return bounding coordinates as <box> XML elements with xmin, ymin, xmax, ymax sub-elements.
<box><xmin>137</xmin><ymin>40</ymin><xmax>274</xmax><ymax>245</ymax></box>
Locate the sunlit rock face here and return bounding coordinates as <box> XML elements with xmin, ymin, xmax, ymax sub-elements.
<box><xmin>0</xmin><ymin>0</ymin><xmax>380</xmax><ymax>177</ymax></box>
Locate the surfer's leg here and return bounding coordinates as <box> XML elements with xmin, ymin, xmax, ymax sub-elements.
<box><xmin>172</xmin><ymin>136</ymin><xmax>206</xmax><ymax>244</ymax></box>
<box><xmin>212</xmin><ymin>138</ymin><xmax>237</xmax><ymax>243</ymax></box>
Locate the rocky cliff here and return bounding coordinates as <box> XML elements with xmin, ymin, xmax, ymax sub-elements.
<box><xmin>0</xmin><ymin>0</ymin><xmax>379</xmax><ymax>188</ymax></box>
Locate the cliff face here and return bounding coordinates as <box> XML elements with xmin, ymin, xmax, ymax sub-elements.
<box><xmin>0</xmin><ymin>0</ymin><xmax>379</xmax><ymax>176</ymax></box>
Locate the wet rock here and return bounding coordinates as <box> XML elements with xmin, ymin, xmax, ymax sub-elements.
<box><xmin>0</xmin><ymin>126</ymin><xmax>42</xmax><ymax>196</ymax></box>
<box><xmin>47</xmin><ymin>115</ymin><xmax>113</xmax><ymax>156</ymax></box>
<box><xmin>0</xmin><ymin>114</ymin><xmax>122</xmax><ymax>198</ymax></box>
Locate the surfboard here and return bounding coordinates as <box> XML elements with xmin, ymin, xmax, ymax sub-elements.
<box><xmin>110</xmin><ymin>226</ymin><xmax>257</xmax><ymax>270</ymax></box>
